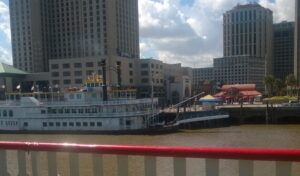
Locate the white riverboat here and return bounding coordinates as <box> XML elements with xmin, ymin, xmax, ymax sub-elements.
<box><xmin>0</xmin><ymin>76</ymin><xmax>165</xmax><ymax>134</ymax></box>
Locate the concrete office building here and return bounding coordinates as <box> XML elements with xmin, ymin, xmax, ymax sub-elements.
<box><xmin>136</xmin><ymin>59</ymin><xmax>192</xmax><ymax>105</ymax></box>
<box><xmin>223</xmin><ymin>3</ymin><xmax>273</xmax><ymax>74</ymax></box>
<box><xmin>192</xmin><ymin>67</ymin><xmax>215</xmax><ymax>95</ymax></box>
<box><xmin>9</xmin><ymin>0</ymin><xmax>44</xmax><ymax>73</ymax></box>
<box><xmin>214</xmin><ymin>56</ymin><xmax>265</xmax><ymax>90</ymax></box>
<box><xmin>192</xmin><ymin>67</ymin><xmax>214</xmax><ymax>84</ymax></box>
<box><xmin>295</xmin><ymin>0</ymin><xmax>300</xmax><ymax>81</ymax></box>
<box><xmin>10</xmin><ymin>0</ymin><xmax>140</xmax><ymax>85</ymax></box>
<box><xmin>137</xmin><ymin>59</ymin><xmax>165</xmax><ymax>104</ymax></box>
<box><xmin>273</xmin><ymin>22</ymin><xmax>294</xmax><ymax>81</ymax></box>
<box><xmin>164</xmin><ymin>63</ymin><xmax>192</xmax><ymax>105</ymax></box>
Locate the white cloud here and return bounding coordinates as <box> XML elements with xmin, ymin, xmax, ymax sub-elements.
<box><xmin>0</xmin><ymin>1</ymin><xmax>10</xmax><ymax>41</ymax></box>
<box><xmin>0</xmin><ymin>46</ymin><xmax>12</xmax><ymax>64</ymax></box>
<box><xmin>259</xmin><ymin>0</ymin><xmax>295</xmax><ymax>22</ymax></box>
<box><xmin>139</xmin><ymin>0</ymin><xmax>295</xmax><ymax>68</ymax></box>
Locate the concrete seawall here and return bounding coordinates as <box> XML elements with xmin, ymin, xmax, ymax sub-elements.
<box><xmin>161</xmin><ymin>105</ymin><xmax>300</xmax><ymax>129</ymax></box>
<box><xmin>220</xmin><ymin>106</ymin><xmax>300</xmax><ymax>124</ymax></box>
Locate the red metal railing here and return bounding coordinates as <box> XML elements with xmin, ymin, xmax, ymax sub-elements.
<box><xmin>0</xmin><ymin>141</ymin><xmax>299</xmax><ymax>161</ymax></box>
<box><xmin>0</xmin><ymin>141</ymin><xmax>299</xmax><ymax>176</ymax></box>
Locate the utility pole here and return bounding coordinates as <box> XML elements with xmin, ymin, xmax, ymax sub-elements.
<box><xmin>101</xmin><ymin>60</ymin><xmax>108</xmax><ymax>101</ymax></box>
<box><xmin>151</xmin><ymin>73</ymin><xmax>154</xmax><ymax>125</ymax></box>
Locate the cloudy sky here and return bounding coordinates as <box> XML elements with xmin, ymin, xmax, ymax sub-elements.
<box><xmin>0</xmin><ymin>0</ymin><xmax>295</xmax><ymax>68</ymax></box>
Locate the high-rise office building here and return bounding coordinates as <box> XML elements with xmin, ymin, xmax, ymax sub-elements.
<box><xmin>9</xmin><ymin>0</ymin><xmax>139</xmax><ymax>73</ymax></box>
<box><xmin>9</xmin><ymin>0</ymin><xmax>44</xmax><ymax>73</ymax></box>
<box><xmin>295</xmin><ymin>0</ymin><xmax>300</xmax><ymax>81</ymax></box>
<box><xmin>273</xmin><ymin>22</ymin><xmax>294</xmax><ymax>81</ymax></box>
<box><xmin>223</xmin><ymin>3</ymin><xmax>273</xmax><ymax>74</ymax></box>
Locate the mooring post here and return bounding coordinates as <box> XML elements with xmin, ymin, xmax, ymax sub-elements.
<box><xmin>266</xmin><ymin>102</ymin><xmax>269</xmax><ymax>124</ymax></box>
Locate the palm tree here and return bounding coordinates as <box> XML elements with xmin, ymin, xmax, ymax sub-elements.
<box><xmin>285</xmin><ymin>74</ymin><xmax>297</xmax><ymax>96</ymax></box>
<box><xmin>273</xmin><ymin>78</ymin><xmax>285</xmax><ymax>96</ymax></box>
<box><xmin>264</xmin><ymin>75</ymin><xmax>275</xmax><ymax>97</ymax></box>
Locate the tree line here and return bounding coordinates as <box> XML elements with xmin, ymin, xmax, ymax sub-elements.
<box><xmin>264</xmin><ymin>74</ymin><xmax>298</xmax><ymax>97</ymax></box>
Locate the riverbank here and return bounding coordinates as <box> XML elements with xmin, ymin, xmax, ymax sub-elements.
<box><xmin>161</xmin><ymin>103</ymin><xmax>300</xmax><ymax>128</ymax></box>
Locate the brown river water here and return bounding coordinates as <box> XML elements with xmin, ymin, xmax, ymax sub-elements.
<box><xmin>1</xmin><ymin>125</ymin><xmax>300</xmax><ymax>176</ymax></box>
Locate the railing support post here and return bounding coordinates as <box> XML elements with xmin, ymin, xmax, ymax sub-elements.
<box><xmin>31</xmin><ymin>152</ymin><xmax>39</xmax><ymax>176</ymax></box>
<box><xmin>0</xmin><ymin>150</ymin><xmax>9</xmax><ymax>176</ymax></box>
<box><xmin>276</xmin><ymin>161</ymin><xmax>291</xmax><ymax>176</ymax></box>
<box><xmin>47</xmin><ymin>152</ymin><xmax>57</xmax><ymax>176</ymax></box>
<box><xmin>205</xmin><ymin>159</ymin><xmax>219</xmax><ymax>176</ymax></box>
<box><xmin>239</xmin><ymin>160</ymin><xmax>253</xmax><ymax>176</ymax></box>
<box><xmin>174</xmin><ymin>157</ymin><xmax>186</xmax><ymax>176</ymax></box>
<box><xmin>69</xmin><ymin>153</ymin><xmax>79</xmax><ymax>176</ymax></box>
<box><xmin>117</xmin><ymin>155</ymin><xmax>128</xmax><ymax>176</ymax></box>
<box><xmin>145</xmin><ymin>156</ymin><xmax>156</xmax><ymax>176</ymax></box>
<box><xmin>17</xmin><ymin>151</ymin><xmax>27</xmax><ymax>176</ymax></box>
<box><xmin>93</xmin><ymin>154</ymin><xmax>103</xmax><ymax>176</ymax></box>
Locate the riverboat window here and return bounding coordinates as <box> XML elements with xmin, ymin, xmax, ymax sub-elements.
<box><xmin>72</xmin><ymin>109</ymin><xmax>77</xmax><ymax>113</ymax></box>
<box><xmin>85</xmin><ymin>109</ymin><xmax>90</xmax><ymax>113</ymax></box>
<box><xmin>41</xmin><ymin>110</ymin><xmax>46</xmax><ymax>114</ymax></box>
<box><xmin>90</xmin><ymin>122</ymin><xmax>95</xmax><ymax>127</ymax></box>
<box><xmin>65</xmin><ymin>109</ymin><xmax>70</xmax><ymax>113</ymax></box>
<box><xmin>78</xmin><ymin>109</ymin><xmax>84</xmax><ymax>114</ymax></box>
<box><xmin>9</xmin><ymin>110</ymin><xmax>13</xmax><ymax>117</ymax></box>
<box><xmin>92</xmin><ymin>108</ymin><xmax>97</xmax><ymax>113</ymax></box>
<box><xmin>112</xmin><ymin>108</ymin><xmax>116</xmax><ymax>113</ymax></box>
<box><xmin>43</xmin><ymin>122</ymin><xmax>47</xmax><ymax>127</ymax></box>
<box><xmin>69</xmin><ymin>122</ymin><xmax>74</xmax><ymax>126</ymax></box>
<box><xmin>56</xmin><ymin>122</ymin><xmax>60</xmax><ymax>127</ymax></box>
<box><xmin>126</xmin><ymin>120</ymin><xmax>131</xmax><ymax>126</ymax></box>
<box><xmin>69</xmin><ymin>94</ymin><xmax>74</xmax><ymax>99</ymax></box>
<box><xmin>49</xmin><ymin>122</ymin><xmax>54</xmax><ymax>127</ymax></box>
<box><xmin>52</xmin><ymin>109</ymin><xmax>57</xmax><ymax>114</ymax></box>
<box><xmin>3</xmin><ymin>110</ymin><xmax>7</xmax><ymax>117</ymax></box>
<box><xmin>76</xmin><ymin>94</ymin><xmax>82</xmax><ymax>99</ymax></box>
<box><xmin>83</xmin><ymin>122</ymin><xmax>88</xmax><ymax>126</ymax></box>
<box><xmin>76</xmin><ymin>122</ymin><xmax>81</xmax><ymax>126</ymax></box>
<box><xmin>23</xmin><ymin>122</ymin><xmax>28</xmax><ymax>127</ymax></box>
<box><xmin>97</xmin><ymin>122</ymin><xmax>102</xmax><ymax>127</ymax></box>
<box><xmin>98</xmin><ymin>107</ymin><xmax>102</xmax><ymax>113</ymax></box>
<box><xmin>58</xmin><ymin>109</ymin><xmax>63</xmax><ymax>113</ymax></box>
<box><xmin>63</xmin><ymin>122</ymin><xmax>67</xmax><ymax>127</ymax></box>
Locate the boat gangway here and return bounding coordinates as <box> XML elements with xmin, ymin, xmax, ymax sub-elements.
<box><xmin>0</xmin><ymin>141</ymin><xmax>299</xmax><ymax>176</ymax></box>
<box><xmin>176</xmin><ymin>110</ymin><xmax>229</xmax><ymax>125</ymax></box>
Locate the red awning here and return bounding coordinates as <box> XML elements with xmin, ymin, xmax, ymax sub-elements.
<box><xmin>221</xmin><ymin>84</ymin><xmax>256</xmax><ymax>91</ymax></box>
<box><xmin>239</xmin><ymin>90</ymin><xmax>262</xmax><ymax>96</ymax></box>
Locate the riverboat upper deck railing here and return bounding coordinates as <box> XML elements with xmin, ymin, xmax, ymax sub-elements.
<box><xmin>0</xmin><ymin>141</ymin><xmax>299</xmax><ymax>176</ymax></box>
<box><xmin>0</xmin><ymin>98</ymin><xmax>159</xmax><ymax>107</ymax></box>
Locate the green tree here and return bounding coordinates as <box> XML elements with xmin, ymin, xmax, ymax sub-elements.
<box><xmin>273</xmin><ymin>78</ymin><xmax>285</xmax><ymax>96</ymax></box>
<box><xmin>264</xmin><ymin>75</ymin><xmax>275</xmax><ymax>97</ymax></box>
<box><xmin>285</xmin><ymin>74</ymin><xmax>298</xmax><ymax>96</ymax></box>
